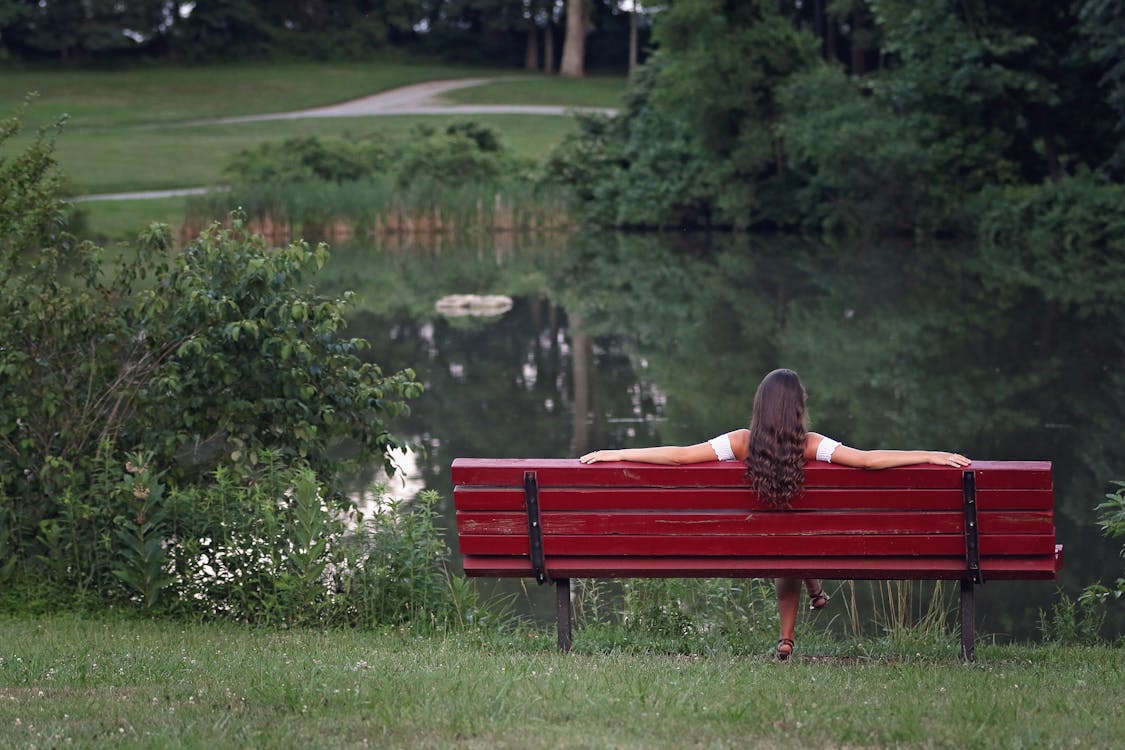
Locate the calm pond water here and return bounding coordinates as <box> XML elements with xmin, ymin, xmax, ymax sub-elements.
<box><xmin>320</xmin><ymin>230</ymin><xmax>1124</xmax><ymax>641</ymax></box>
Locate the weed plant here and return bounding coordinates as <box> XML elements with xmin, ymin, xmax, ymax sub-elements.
<box><xmin>1</xmin><ymin>446</ymin><xmax>481</xmax><ymax>629</ymax></box>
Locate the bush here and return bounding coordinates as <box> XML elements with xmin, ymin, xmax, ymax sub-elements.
<box><xmin>192</xmin><ymin>122</ymin><xmax>558</xmax><ymax>235</ymax></box>
<box><xmin>224</xmin><ymin>135</ymin><xmax>389</xmax><ymax>184</ymax></box>
<box><xmin>393</xmin><ymin>122</ymin><xmax>529</xmax><ymax>189</ymax></box>
<box><xmin>0</xmin><ymin>105</ymin><xmax>450</xmax><ymax>625</ymax></box>
<box><xmin>542</xmin><ymin>65</ymin><xmax>724</xmax><ymax>229</ymax></box>
<box><xmin>1040</xmin><ymin>592</ymin><xmax>1106</xmax><ymax>646</ymax></box>
<box><xmin>1081</xmin><ymin>481</ymin><xmax>1125</xmax><ymax>607</ymax></box>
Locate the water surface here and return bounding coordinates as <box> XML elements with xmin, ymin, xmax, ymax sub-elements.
<box><xmin>323</xmin><ymin>231</ymin><xmax>1124</xmax><ymax>640</ymax></box>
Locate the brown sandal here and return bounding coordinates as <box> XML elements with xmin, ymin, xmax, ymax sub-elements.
<box><xmin>776</xmin><ymin>638</ymin><xmax>795</xmax><ymax>660</ymax></box>
<box><xmin>809</xmin><ymin>588</ymin><xmax>830</xmax><ymax>611</ymax></box>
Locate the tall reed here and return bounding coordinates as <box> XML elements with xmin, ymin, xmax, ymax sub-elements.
<box><xmin>183</xmin><ymin>178</ymin><xmax>575</xmax><ymax>246</ymax></box>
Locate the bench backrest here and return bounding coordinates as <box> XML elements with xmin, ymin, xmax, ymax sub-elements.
<box><xmin>452</xmin><ymin>458</ymin><xmax>1061</xmax><ymax>582</ymax></box>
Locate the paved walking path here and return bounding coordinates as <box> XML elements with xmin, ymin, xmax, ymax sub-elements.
<box><xmin>76</xmin><ymin>77</ymin><xmax>615</xmax><ymax>202</ymax></box>
<box><xmin>207</xmin><ymin>77</ymin><xmax>617</xmax><ymax>123</ymax></box>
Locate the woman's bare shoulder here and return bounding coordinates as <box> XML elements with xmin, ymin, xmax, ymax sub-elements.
<box><xmin>727</xmin><ymin>429</ymin><xmax>750</xmax><ymax>460</ymax></box>
<box><xmin>804</xmin><ymin>432</ymin><xmax>830</xmax><ymax>459</ymax></box>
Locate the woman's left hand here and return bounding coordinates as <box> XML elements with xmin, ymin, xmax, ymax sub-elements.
<box><xmin>931</xmin><ymin>452</ymin><xmax>971</xmax><ymax>467</ymax></box>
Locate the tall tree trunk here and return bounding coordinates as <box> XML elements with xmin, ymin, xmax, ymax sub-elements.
<box><xmin>628</xmin><ymin>5</ymin><xmax>639</xmax><ymax>76</ymax></box>
<box><xmin>544</xmin><ymin>19</ymin><xmax>555</xmax><ymax>74</ymax></box>
<box><xmin>568</xmin><ymin>315</ymin><xmax>593</xmax><ymax>457</ymax></box>
<box><xmin>850</xmin><ymin>8</ymin><xmax>866</xmax><ymax>75</ymax></box>
<box><xmin>825</xmin><ymin>12</ymin><xmax>838</xmax><ymax>63</ymax></box>
<box><xmin>525</xmin><ymin>24</ymin><xmax>540</xmax><ymax>70</ymax></box>
<box><xmin>560</xmin><ymin>0</ymin><xmax>587</xmax><ymax>79</ymax></box>
<box><xmin>813</xmin><ymin>0</ymin><xmax>827</xmax><ymax>59</ymax></box>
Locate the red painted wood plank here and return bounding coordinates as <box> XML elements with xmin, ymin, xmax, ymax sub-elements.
<box><xmin>974</xmin><ymin>462</ymin><xmax>1052</xmax><ymax>490</ymax></box>
<box><xmin>457</xmin><ymin>532</ymin><xmax>1056</xmax><ymax>558</ymax></box>
<box><xmin>459</xmin><ymin>534</ymin><xmax>965</xmax><ymax>557</ymax></box>
<box><xmin>454</xmin><ymin>486</ymin><xmax>1056</xmax><ymax>514</ymax></box>
<box><xmin>459</xmin><ymin>555</ymin><xmax>1061</xmax><ymax>580</ymax></box>
<box><xmin>978</xmin><ymin>511</ymin><xmax>1054</xmax><ymax>535</ymax></box>
<box><xmin>458</xmin><ymin>511</ymin><xmax>966</xmax><ymax>536</ymax></box>
<box><xmin>457</xmin><ymin>510</ymin><xmax>1054</xmax><ymax>537</ymax></box>
<box><xmin>976</xmin><ymin>489</ymin><xmax>1054</xmax><ymax>511</ymax></box>
<box><xmin>452</xmin><ymin>458</ymin><xmax>1051</xmax><ymax>491</ymax></box>
<box><xmin>454</xmin><ymin>487</ymin><xmax>975</xmax><ymax>512</ymax></box>
<box><xmin>453</xmin><ymin>459</ymin><xmax>970</xmax><ymax>489</ymax></box>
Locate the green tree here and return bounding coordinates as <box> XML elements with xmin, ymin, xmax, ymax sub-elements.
<box><xmin>2</xmin><ymin>0</ymin><xmax>168</xmax><ymax>61</ymax></box>
<box><xmin>1078</xmin><ymin>0</ymin><xmax>1125</xmax><ymax>170</ymax></box>
<box><xmin>547</xmin><ymin>0</ymin><xmax>818</xmax><ymax>228</ymax></box>
<box><xmin>0</xmin><ymin>107</ymin><xmax>420</xmax><ymax>546</ymax></box>
<box><xmin>169</xmin><ymin>0</ymin><xmax>278</xmax><ymax>61</ymax></box>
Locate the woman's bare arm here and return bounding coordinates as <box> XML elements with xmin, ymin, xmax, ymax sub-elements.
<box><xmin>806</xmin><ymin>432</ymin><xmax>970</xmax><ymax>469</ymax></box>
<box><xmin>579</xmin><ymin>443</ymin><xmax>720</xmax><ymax>465</ymax></box>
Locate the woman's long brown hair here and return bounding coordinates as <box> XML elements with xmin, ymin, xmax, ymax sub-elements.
<box><xmin>745</xmin><ymin>368</ymin><xmax>809</xmax><ymax>508</ymax></box>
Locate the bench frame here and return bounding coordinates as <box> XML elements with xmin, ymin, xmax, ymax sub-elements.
<box><xmin>453</xmin><ymin>459</ymin><xmax>1061</xmax><ymax>660</ymax></box>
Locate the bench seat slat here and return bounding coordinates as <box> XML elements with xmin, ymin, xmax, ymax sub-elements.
<box><xmin>459</xmin><ymin>554</ymin><xmax>1062</xmax><ymax>580</ymax></box>
<box><xmin>456</xmin><ymin>533</ymin><xmax>1055</xmax><ymax>557</ymax></box>
<box><xmin>454</xmin><ymin>487</ymin><xmax>1054</xmax><ymax>512</ymax></box>
<box><xmin>456</xmin><ymin>510</ymin><xmax>1054</xmax><ymax>536</ymax></box>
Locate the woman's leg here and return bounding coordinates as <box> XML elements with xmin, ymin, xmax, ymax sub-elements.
<box><xmin>775</xmin><ymin>577</ymin><xmax>801</xmax><ymax>656</ymax></box>
<box><xmin>805</xmin><ymin>578</ymin><xmax>829</xmax><ymax>609</ymax></box>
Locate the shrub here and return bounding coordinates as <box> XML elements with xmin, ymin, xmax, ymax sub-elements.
<box><xmin>1081</xmin><ymin>481</ymin><xmax>1125</xmax><ymax>607</ymax></box>
<box><xmin>224</xmin><ymin>135</ymin><xmax>388</xmax><ymax>184</ymax></box>
<box><xmin>0</xmin><ymin>105</ymin><xmax>441</xmax><ymax>624</ymax></box>
<box><xmin>393</xmin><ymin>123</ymin><xmax>528</xmax><ymax>189</ymax></box>
<box><xmin>1041</xmin><ymin>592</ymin><xmax>1106</xmax><ymax>646</ymax></box>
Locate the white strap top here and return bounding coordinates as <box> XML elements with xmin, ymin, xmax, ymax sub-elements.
<box><xmin>708</xmin><ymin>433</ymin><xmax>736</xmax><ymax>462</ymax></box>
<box><xmin>816</xmin><ymin>436</ymin><xmax>841</xmax><ymax>463</ymax></box>
<box><xmin>709</xmin><ymin>433</ymin><xmax>842</xmax><ymax>463</ymax></box>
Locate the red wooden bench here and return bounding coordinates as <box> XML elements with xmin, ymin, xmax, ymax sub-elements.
<box><xmin>451</xmin><ymin>458</ymin><xmax>1062</xmax><ymax>660</ymax></box>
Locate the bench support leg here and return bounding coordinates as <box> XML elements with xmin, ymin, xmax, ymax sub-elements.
<box><xmin>556</xmin><ymin>578</ymin><xmax>572</xmax><ymax>652</ymax></box>
<box><xmin>959</xmin><ymin>579</ymin><xmax>975</xmax><ymax>662</ymax></box>
<box><xmin>553</xmin><ymin>580</ymin><xmax>571</xmax><ymax>652</ymax></box>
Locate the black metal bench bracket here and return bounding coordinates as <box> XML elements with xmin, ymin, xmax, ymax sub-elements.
<box><xmin>960</xmin><ymin>469</ymin><xmax>982</xmax><ymax>662</ymax></box>
<box><xmin>524</xmin><ymin>471</ymin><xmax>550</xmax><ymax>585</ymax></box>
<box><xmin>962</xmin><ymin>470</ymin><xmax>983</xmax><ymax>585</ymax></box>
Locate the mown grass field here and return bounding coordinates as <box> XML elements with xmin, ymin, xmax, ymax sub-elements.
<box><xmin>0</xmin><ymin>61</ymin><xmax>625</xmax><ymax>240</ymax></box>
<box><xmin>0</xmin><ymin>616</ymin><xmax>1120</xmax><ymax>749</ymax></box>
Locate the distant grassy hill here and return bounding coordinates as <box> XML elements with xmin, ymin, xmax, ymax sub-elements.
<box><xmin>0</xmin><ymin>61</ymin><xmax>626</xmax><ymax>240</ymax></box>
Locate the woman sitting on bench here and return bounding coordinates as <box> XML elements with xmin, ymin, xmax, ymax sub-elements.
<box><xmin>579</xmin><ymin>367</ymin><xmax>971</xmax><ymax>660</ymax></box>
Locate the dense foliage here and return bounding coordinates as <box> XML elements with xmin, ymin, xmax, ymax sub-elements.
<box><xmin>547</xmin><ymin>0</ymin><xmax>1125</xmax><ymax>237</ymax></box>
<box><xmin>0</xmin><ymin>109</ymin><xmax>484</xmax><ymax>625</ymax></box>
<box><xmin>1082</xmin><ymin>482</ymin><xmax>1125</xmax><ymax>606</ymax></box>
<box><xmin>0</xmin><ymin>0</ymin><xmax>645</xmax><ymax>68</ymax></box>
<box><xmin>191</xmin><ymin>123</ymin><xmax>565</xmax><ymax>236</ymax></box>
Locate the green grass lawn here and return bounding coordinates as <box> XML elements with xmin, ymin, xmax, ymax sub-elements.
<box><xmin>0</xmin><ymin>615</ymin><xmax>1120</xmax><ymax>749</ymax></box>
<box><xmin>436</xmin><ymin>74</ymin><xmax>627</xmax><ymax>108</ymax></box>
<box><xmin>0</xmin><ymin>61</ymin><xmax>504</xmax><ymax>130</ymax></box>
<box><xmin>57</xmin><ymin>113</ymin><xmax>578</xmax><ymax>196</ymax></box>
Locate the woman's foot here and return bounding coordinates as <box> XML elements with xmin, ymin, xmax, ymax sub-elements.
<box><xmin>776</xmin><ymin>638</ymin><xmax>795</xmax><ymax>660</ymax></box>
<box><xmin>809</xmin><ymin>587</ymin><xmax>830</xmax><ymax>611</ymax></box>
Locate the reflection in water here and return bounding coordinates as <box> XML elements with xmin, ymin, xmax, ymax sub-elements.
<box><xmin>322</xmin><ymin>231</ymin><xmax>1125</xmax><ymax>640</ymax></box>
<box><xmin>351</xmin><ymin>445</ymin><xmax>427</xmax><ymax>520</ymax></box>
